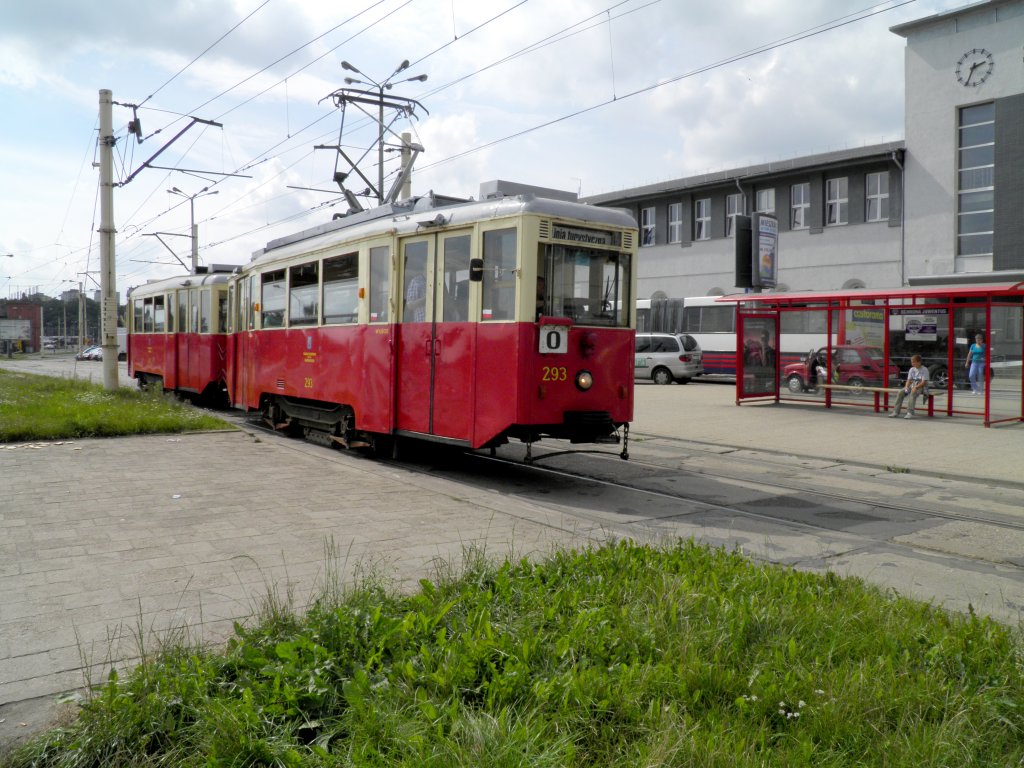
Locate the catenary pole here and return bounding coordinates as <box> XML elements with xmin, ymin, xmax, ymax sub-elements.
<box><xmin>99</xmin><ymin>89</ymin><xmax>118</xmax><ymax>390</ymax></box>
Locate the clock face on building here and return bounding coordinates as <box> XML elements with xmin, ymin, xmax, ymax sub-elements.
<box><xmin>955</xmin><ymin>48</ymin><xmax>994</xmax><ymax>87</ymax></box>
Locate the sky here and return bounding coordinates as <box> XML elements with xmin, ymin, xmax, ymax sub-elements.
<box><xmin>0</xmin><ymin>0</ymin><xmax>961</xmax><ymax>301</ymax></box>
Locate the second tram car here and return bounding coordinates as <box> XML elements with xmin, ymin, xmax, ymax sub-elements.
<box><xmin>127</xmin><ymin>270</ymin><xmax>231</xmax><ymax>402</ymax></box>
<box><xmin>226</xmin><ymin>185</ymin><xmax>638</xmax><ymax>455</ymax></box>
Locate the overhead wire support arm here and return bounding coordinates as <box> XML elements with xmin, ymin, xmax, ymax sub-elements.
<box><xmin>143</xmin><ymin>232</ymin><xmax>192</xmax><ymax>272</ymax></box>
<box><xmin>318</xmin><ymin>82</ymin><xmax>428</xmax><ymax>210</ymax></box>
<box><xmin>119</xmin><ymin>116</ymin><xmax>224</xmax><ymax>186</ymax></box>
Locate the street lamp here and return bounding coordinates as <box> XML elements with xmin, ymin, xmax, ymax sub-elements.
<box><xmin>341</xmin><ymin>60</ymin><xmax>427</xmax><ymax>205</ymax></box>
<box><xmin>167</xmin><ymin>187</ymin><xmax>219</xmax><ymax>273</ymax></box>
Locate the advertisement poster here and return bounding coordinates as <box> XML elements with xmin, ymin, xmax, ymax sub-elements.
<box><xmin>739</xmin><ymin>314</ymin><xmax>778</xmax><ymax>397</ymax></box>
<box><xmin>752</xmin><ymin>213</ymin><xmax>778</xmax><ymax>289</ymax></box>
<box><xmin>844</xmin><ymin>308</ymin><xmax>885</xmax><ymax>346</ymax></box>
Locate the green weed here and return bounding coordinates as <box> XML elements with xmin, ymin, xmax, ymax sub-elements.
<box><xmin>4</xmin><ymin>540</ymin><xmax>1023</xmax><ymax>767</ymax></box>
<box><xmin>0</xmin><ymin>369</ymin><xmax>230</xmax><ymax>441</ymax></box>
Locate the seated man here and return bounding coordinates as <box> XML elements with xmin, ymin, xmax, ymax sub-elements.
<box><xmin>889</xmin><ymin>354</ymin><xmax>929</xmax><ymax>419</ymax></box>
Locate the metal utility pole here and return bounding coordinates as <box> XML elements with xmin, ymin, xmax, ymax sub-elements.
<box><xmin>400</xmin><ymin>132</ymin><xmax>413</xmax><ymax>200</ymax></box>
<box><xmin>98</xmin><ymin>89</ymin><xmax>118</xmax><ymax>389</ymax></box>
<box><xmin>168</xmin><ymin>187</ymin><xmax>218</xmax><ymax>273</ymax></box>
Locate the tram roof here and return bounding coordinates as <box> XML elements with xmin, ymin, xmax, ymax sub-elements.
<box><xmin>252</xmin><ymin>189</ymin><xmax>636</xmax><ymax>266</ymax></box>
<box><xmin>715</xmin><ymin>282</ymin><xmax>1024</xmax><ymax>306</ymax></box>
<box><xmin>127</xmin><ymin>269</ymin><xmax>233</xmax><ymax>297</ymax></box>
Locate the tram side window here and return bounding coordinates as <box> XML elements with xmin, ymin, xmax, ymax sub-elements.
<box><xmin>143</xmin><ymin>298</ymin><xmax>154</xmax><ymax>333</ymax></box>
<box><xmin>133</xmin><ymin>299</ymin><xmax>143</xmax><ymax>333</ymax></box>
<box><xmin>289</xmin><ymin>262</ymin><xmax>319</xmax><ymax>326</ymax></box>
<box><xmin>247</xmin><ymin>275</ymin><xmax>258</xmax><ymax>330</ymax></box>
<box><xmin>178</xmin><ymin>290</ymin><xmax>189</xmax><ymax>333</ymax></box>
<box><xmin>190</xmin><ymin>288</ymin><xmax>199</xmax><ymax>334</ymax></box>
<box><xmin>217</xmin><ymin>291</ymin><xmax>228</xmax><ymax>334</ymax></box>
<box><xmin>153</xmin><ymin>295</ymin><xmax>166</xmax><ymax>333</ymax></box>
<box><xmin>482</xmin><ymin>228</ymin><xmax>516</xmax><ymax>321</ymax></box>
<box><xmin>443</xmin><ymin>235</ymin><xmax>471</xmax><ymax>322</ymax></box>
<box><xmin>369</xmin><ymin>246</ymin><xmax>390</xmax><ymax>322</ymax></box>
<box><xmin>167</xmin><ymin>292</ymin><xmax>175</xmax><ymax>333</ymax></box>
<box><xmin>261</xmin><ymin>270</ymin><xmax>286</xmax><ymax>328</ymax></box>
<box><xmin>323</xmin><ymin>253</ymin><xmax>358</xmax><ymax>324</ymax></box>
<box><xmin>402</xmin><ymin>241</ymin><xmax>429</xmax><ymax>323</ymax></box>
<box><xmin>200</xmin><ymin>289</ymin><xmax>212</xmax><ymax>333</ymax></box>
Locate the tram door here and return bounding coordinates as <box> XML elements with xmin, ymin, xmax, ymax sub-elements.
<box><xmin>394</xmin><ymin>231</ymin><xmax>474</xmax><ymax>441</ymax></box>
<box><xmin>176</xmin><ymin>289</ymin><xmax>193</xmax><ymax>388</ymax></box>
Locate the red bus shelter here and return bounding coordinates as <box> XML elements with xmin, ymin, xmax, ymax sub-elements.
<box><xmin>719</xmin><ymin>282</ymin><xmax>1024</xmax><ymax>427</ymax></box>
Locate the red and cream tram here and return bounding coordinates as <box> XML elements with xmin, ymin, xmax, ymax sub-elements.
<box><xmin>226</xmin><ymin>183</ymin><xmax>638</xmax><ymax>456</ymax></box>
<box><xmin>127</xmin><ymin>271</ymin><xmax>231</xmax><ymax>403</ymax></box>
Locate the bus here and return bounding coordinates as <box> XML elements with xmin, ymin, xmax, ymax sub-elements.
<box><xmin>637</xmin><ymin>296</ymin><xmax>835</xmax><ymax>376</ymax></box>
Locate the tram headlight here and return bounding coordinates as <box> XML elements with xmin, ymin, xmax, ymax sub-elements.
<box><xmin>575</xmin><ymin>369</ymin><xmax>594</xmax><ymax>391</ymax></box>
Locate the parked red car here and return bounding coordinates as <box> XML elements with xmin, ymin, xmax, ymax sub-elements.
<box><xmin>784</xmin><ymin>346</ymin><xmax>899</xmax><ymax>394</ymax></box>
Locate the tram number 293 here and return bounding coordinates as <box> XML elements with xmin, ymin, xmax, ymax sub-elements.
<box><xmin>538</xmin><ymin>325</ymin><xmax>568</xmax><ymax>354</ymax></box>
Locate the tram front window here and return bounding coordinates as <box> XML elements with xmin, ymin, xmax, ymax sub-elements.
<box><xmin>539</xmin><ymin>245</ymin><xmax>631</xmax><ymax>327</ymax></box>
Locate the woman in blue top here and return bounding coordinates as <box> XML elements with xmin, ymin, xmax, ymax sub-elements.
<box><xmin>966</xmin><ymin>333</ymin><xmax>986</xmax><ymax>394</ymax></box>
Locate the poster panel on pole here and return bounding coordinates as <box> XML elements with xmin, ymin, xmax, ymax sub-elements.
<box><xmin>737</xmin><ymin>313</ymin><xmax>779</xmax><ymax>399</ymax></box>
<box><xmin>751</xmin><ymin>213</ymin><xmax>778</xmax><ymax>289</ymax></box>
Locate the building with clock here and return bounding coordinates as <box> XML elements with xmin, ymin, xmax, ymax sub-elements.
<box><xmin>892</xmin><ymin>0</ymin><xmax>1024</xmax><ymax>285</ymax></box>
<box><xmin>586</xmin><ymin>0</ymin><xmax>1024</xmax><ymax>299</ymax></box>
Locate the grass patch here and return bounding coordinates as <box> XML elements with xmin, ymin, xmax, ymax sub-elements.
<box><xmin>4</xmin><ymin>540</ymin><xmax>1022</xmax><ymax>767</ymax></box>
<box><xmin>0</xmin><ymin>369</ymin><xmax>231</xmax><ymax>442</ymax></box>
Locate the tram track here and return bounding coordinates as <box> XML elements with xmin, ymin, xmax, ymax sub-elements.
<box><xmin>499</xmin><ymin>440</ymin><xmax>1024</xmax><ymax>534</ymax></box>
<box><xmin>237</xmin><ymin>412</ymin><xmax>1024</xmax><ymax>623</ymax></box>
<box><xmin>241</xmin><ymin>412</ymin><xmax>1024</xmax><ymax>551</ymax></box>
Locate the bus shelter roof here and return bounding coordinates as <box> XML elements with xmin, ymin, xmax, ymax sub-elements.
<box><xmin>715</xmin><ymin>282</ymin><xmax>1024</xmax><ymax>307</ymax></box>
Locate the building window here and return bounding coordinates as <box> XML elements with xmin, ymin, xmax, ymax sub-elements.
<box><xmin>958</xmin><ymin>102</ymin><xmax>994</xmax><ymax>258</ymax></box>
<box><xmin>826</xmin><ymin>177</ymin><xmax>848</xmax><ymax>226</ymax></box>
<box><xmin>667</xmin><ymin>202</ymin><xmax>682</xmax><ymax>244</ymax></box>
<box><xmin>694</xmin><ymin>198</ymin><xmax>710</xmax><ymax>241</ymax></box>
<box><xmin>726</xmin><ymin>193</ymin><xmax>744</xmax><ymax>238</ymax></box>
<box><xmin>640</xmin><ymin>206</ymin><xmax>655</xmax><ymax>246</ymax></box>
<box><xmin>791</xmin><ymin>183</ymin><xmax>809</xmax><ymax>229</ymax></box>
<box><xmin>866</xmin><ymin>172</ymin><xmax>889</xmax><ymax>222</ymax></box>
<box><xmin>756</xmin><ymin>188</ymin><xmax>775</xmax><ymax>214</ymax></box>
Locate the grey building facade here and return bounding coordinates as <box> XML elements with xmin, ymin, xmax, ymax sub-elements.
<box><xmin>587</xmin><ymin>0</ymin><xmax>1024</xmax><ymax>300</ymax></box>
<box><xmin>586</xmin><ymin>145</ymin><xmax>905</xmax><ymax>301</ymax></box>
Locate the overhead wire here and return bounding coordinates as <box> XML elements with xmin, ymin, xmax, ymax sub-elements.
<box><xmin>46</xmin><ymin>0</ymin><xmax>916</xmax><ymax>285</ymax></box>
<box><xmin>138</xmin><ymin>0</ymin><xmax>273</xmax><ymax>109</ymax></box>
<box><xmin>417</xmin><ymin>1</ymin><xmax>919</xmax><ymax>173</ymax></box>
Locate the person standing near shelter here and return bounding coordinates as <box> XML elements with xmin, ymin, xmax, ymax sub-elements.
<box><xmin>966</xmin><ymin>333</ymin><xmax>986</xmax><ymax>395</ymax></box>
<box><xmin>889</xmin><ymin>354</ymin><xmax>929</xmax><ymax>419</ymax></box>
